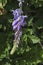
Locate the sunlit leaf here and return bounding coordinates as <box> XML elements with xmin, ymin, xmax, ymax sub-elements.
<box><xmin>29</xmin><ymin>35</ymin><xmax>40</xmax><ymax>43</ymax></box>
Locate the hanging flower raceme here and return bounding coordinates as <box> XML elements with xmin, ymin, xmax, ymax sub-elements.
<box><xmin>10</xmin><ymin>0</ymin><xmax>27</xmax><ymax>55</ymax></box>
<box><xmin>12</xmin><ymin>9</ymin><xmax>27</xmax><ymax>41</ymax></box>
<box><xmin>12</xmin><ymin>11</ymin><xmax>27</xmax><ymax>30</ymax></box>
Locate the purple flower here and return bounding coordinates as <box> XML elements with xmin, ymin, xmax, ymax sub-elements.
<box><xmin>12</xmin><ymin>15</ymin><xmax>27</xmax><ymax>30</ymax></box>
<box><xmin>10</xmin><ymin>0</ymin><xmax>27</xmax><ymax>55</ymax></box>
<box><xmin>12</xmin><ymin>8</ymin><xmax>27</xmax><ymax>44</ymax></box>
<box><xmin>14</xmin><ymin>31</ymin><xmax>22</xmax><ymax>42</ymax></box>
<box><xmin>17</xmin><ymin>25</ymin><xmax>21</xmax><ymax>31</ymax></box>
<box><xmin>12</xmin><ymin>9</ymin><xmax>23</xmax><ymax>20</ymax></box>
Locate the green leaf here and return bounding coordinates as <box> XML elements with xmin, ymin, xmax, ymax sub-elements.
<box><xmin>28</xmin><ymin>17</ymin><xmax>33</xmax><ymax>26</ymax></box>
<box><xmin>22</xmin><ymin>34</ymin><xmax>27</xmax><ymax>43</ymax></box>
<box><xmin>0</xmin><ymin>2</ymin><xmax>3</xmax><ymax>8</ymax></box>
<box><xmin>29</xmin><ymin>35</ymin><xmax>40</xmax><ymax>43</ymax></box>
<box><xmin>0</xmin><ymin>0</ymin><xmax>7</xmax><ymax>7</ymax></box>
<box><xmin>4</xmin><ymin>62</ymin><xmax>11</xmax><ymax>65</ymax></box>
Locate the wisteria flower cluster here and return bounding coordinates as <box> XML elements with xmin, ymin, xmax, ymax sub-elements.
<box><xmin>10</xmin><ymin>0</ymin><xmax>27</xmax><ymax>55</ymax></box>
<box><xmin>12</xmin><ymin>9</ymin><xmax>27</xmax><ymax>43</ymax></box>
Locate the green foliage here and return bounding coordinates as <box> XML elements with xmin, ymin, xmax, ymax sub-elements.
<box><xmin>0</xmin><ymin>0</ymin><xmax>7</xmax><ymax>8</ymax></box>
<box><xmin>0</xmin><ymin>0</ymin><xmax>43</xmax><ymax>65</ymax></box>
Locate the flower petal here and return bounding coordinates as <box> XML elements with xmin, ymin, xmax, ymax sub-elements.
<box><xmin>17</xmin><ymin>25</ymin><xmax>21</xmax><ymax>30</ymax></box>
<box><xmin>23</xmin><ymin>15</ymin><xmax>27</xmax><ymax>18</ymax></box>
<box><xmin>19</xmin><ymin>31</ymin><xmax>22</xmax><ymax>37</ymax></box>
<box><xmin>12</xmin><ymin>9</ymin><xmax>23</xmax><ymax>17</ymax></box>
<box><xmin>13</xmin><ymin>25</ymin><xmax>17</xmax><ymax>30</ymax></box>
<box><xmin>12</xmin><ymin>16</ymin><xmax>21</xmax><ymax>26</ymax></box>
<box><xmin>21</xmin><ymin>21</ymin><xmax>26</xmax><ymax>26</ymax></box>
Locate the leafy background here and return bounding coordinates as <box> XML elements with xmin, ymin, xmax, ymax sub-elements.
<box><xmin>0</xmin><ymin>0</ymin><xmax>43</xmax><ymax>65</ymax></box>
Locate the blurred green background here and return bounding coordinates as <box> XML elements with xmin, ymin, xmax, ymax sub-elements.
<box><xmin>0</xmin><ymin>0</ymin><xmax>43</xmax><ymax>65</ymax></box>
